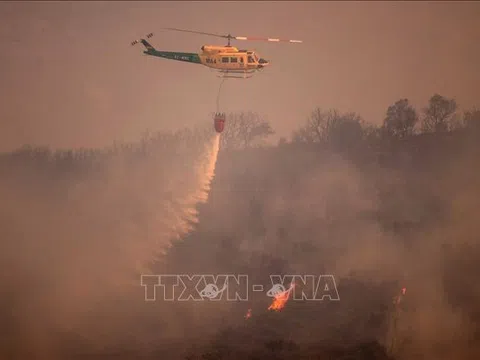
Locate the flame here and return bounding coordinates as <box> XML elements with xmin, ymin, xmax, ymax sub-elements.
<box><xmin>268</xmin><ymin>283</ymin><xmax>295</xmax><ymax>311</ymax></box>
<box><xmin>245</xmin><ymin>308</ymin><xmax>252</xmax><ymax>319</ymax></box>
<box><xmin>394</xmin><ymin>287</ymin><xmax>407</xmax><ymax>305</ymax></box>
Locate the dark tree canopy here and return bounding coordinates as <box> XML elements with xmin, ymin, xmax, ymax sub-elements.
<box><xmin>421</xmin><ymin>94</ymin><xmax>458</xmax><ymax>133</ymax></box>
<box><xmin>463</xmin><ymin>108</ymin><xmax>480</xmax><ymax>130</ymax></box>
<box><xmin>220</xmin><ymin>111</ymin><xmax>275</xmax><ymax>150</ymax></box>
<box><xmin>383</xmin><ymin>99</ymin><xmax>418</xmax><ymax>139</ymax></box>
<box><xmin>292</xmin><ymin>108</ymin><xmax>365</xmax><ymax>151</ymax></box>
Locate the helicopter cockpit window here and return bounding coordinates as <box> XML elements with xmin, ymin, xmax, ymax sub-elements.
<box><xmin>221</xmin><ymin>57</ymin><xmax>229</xmax><ymax>63</ymax></box>
<box><xmin>248</xmin><ymin>56</ymin><xmax>255</xmax><ymax>63</ymax></box>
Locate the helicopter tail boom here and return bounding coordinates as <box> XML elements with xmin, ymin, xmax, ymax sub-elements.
<box><xmin>146</xmin><ymin>50</ymin><xmax>202</xmax><ymax>64</ymax></box>
<box><xmin>131</xmin><ymin>33</ymin><xmax>202</xmax><ymax>64</ymax></box>
<box><xmin>140</xmin><ymin>39</ymin><xmax>156</xmax><ymax>52</ymax></box>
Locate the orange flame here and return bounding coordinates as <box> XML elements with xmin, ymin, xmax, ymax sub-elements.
<box><xmin>268</xmin><ymin>283</ymin><xmax>295</xmax><ymax>311</ymax></box>
<box><xmin>394</xmin><ymin>287</ymin><xmax>407</xmax><ymax>305</ymax></box>
<box><xmin>245</xmin><ymin>308</ymin><xmax>252</xmax><ymax>319</ymax></box>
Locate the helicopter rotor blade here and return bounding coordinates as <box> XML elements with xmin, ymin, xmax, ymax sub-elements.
<box><xmin>161</xmin><ymin>28</ymin><xmax>302</xmax><ymax>44</ymax></box>
<box><xmin>233</xmin><ymin>36</ymin><xmax>302</xmax><ymax>43</ymax></box>
<box><xmin>162</xmin><ymin>27</ymin><xmax>230</xmax><ymax>39</ymax></box>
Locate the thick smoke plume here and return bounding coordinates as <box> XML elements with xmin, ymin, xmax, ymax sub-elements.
<box><xmin>0</xmin><ymin>130</ymin><xmax>221</xmax><ymax>357</ymax></box>
<box><xmin>1</xmin><ymin>120</ymin><xmax>480</xmax><ymax>360</ymax></box>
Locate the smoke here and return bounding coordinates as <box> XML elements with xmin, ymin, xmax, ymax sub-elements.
<box><xmin>2</xmin><ymin>127</ymin><xmax>480</xmax><ymax>359</ymax></box>
<box><xmin>0</xmin><ymin>130</ymin><xmax>221</xmax><ymax>357</ymax></box>
<box><xmin>181</xmin><ymin>137</ymin><xmax>480</xmax><ymax>359</ymax></box>
<box><xmin>393</xmin><ymin>140</ymin><xmax>480</xmax><ymax>360</ymax></box>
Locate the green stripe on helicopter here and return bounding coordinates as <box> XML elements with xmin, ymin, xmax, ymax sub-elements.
<box><xmin>144</xmin><ymin>50</ymin><xmax>202</xmax><ymax>64</ymax></box>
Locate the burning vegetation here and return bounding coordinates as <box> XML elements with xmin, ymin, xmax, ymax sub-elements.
<box><xmin>1</xmin><ymin>95</ymin><xmax>480</xmax><ymax>359</ymax></box>
<box><xmin>267</xmin><ymin>283</ymin><xmax>295</xmax><ymax>312</ymax></box>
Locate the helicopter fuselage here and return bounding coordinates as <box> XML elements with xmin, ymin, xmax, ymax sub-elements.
<box><xmin>141</xmin><ymin>40</ymin><xmax>269</xmax><ymax>78</ymax></box>
<box><xmin>199</xmin><ymin>45</ymin><xmax>268</xmax><ymax>71</ymax></box>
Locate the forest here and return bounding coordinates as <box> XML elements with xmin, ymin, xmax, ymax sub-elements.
<box><xmin>1</xmin><ymin>93</ymin><xmax>480</xmax><ymax>360</ymax></box>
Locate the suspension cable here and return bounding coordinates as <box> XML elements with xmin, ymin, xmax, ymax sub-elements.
<box><xmin>216</xmin><ymin>77</ymin><xmax>226</xmax><ymax>113</ymax></box>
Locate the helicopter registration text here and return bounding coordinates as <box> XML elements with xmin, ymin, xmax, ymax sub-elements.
<box><xmin>173</xmin><ymin>55</ymin><xmax>191</xmax><ymax>61</ymax></box>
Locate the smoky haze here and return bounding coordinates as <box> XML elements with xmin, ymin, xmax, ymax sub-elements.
<box><xmin>2</xmin><ymin>103</ymin><xmax>480</xmax><ymax>359</ymax></box>
<box><xmin>1</xmin><ymin>2</ymin><xmax>480</xmax><ymax>359</ymax></box>
<box><xmin>0</xmin><ymin>128</ymin><xmax>221</xmax><ymax>357</ymax></box>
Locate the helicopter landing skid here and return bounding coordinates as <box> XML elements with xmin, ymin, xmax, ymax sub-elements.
<box><xmin>216</xmin><ymin>70</ymin><xmax>255</xmax><ymax>79</ymax></box>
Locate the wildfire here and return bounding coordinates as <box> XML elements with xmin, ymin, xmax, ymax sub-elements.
<box><xmin>394</xmin><ymin>287</ymin><xmax>407</xmax><ymax>305</ymax></box>
<box><xmin>268</xmin><ymin>283</ymin><xmax>295</xmax><ymax>311</ymax></box>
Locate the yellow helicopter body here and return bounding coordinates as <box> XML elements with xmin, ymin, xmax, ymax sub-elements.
<box><xmin>131</xmin><ymin>29</ymin><xmax>301</xmax><ymax>79</ymax></box>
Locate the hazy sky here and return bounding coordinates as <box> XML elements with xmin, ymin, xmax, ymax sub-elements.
<box><xmin>1</xmin><ymin>1</ymin><xmax>479</xmax><ymax>151</ymax></box>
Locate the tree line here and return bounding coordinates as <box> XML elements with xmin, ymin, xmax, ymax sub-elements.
<box><xmin>2</xmin><ymin>93</ymin><xmax>478</xmax><ymax>163</ymax></box>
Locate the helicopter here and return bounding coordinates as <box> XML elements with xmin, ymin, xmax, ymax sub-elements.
<box><xmin>131</xmin><ymin>28</ymin><xmax>302</xmax><ymax>79</ymax></box>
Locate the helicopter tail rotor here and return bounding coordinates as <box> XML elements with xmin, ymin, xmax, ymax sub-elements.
<box><xmin>131</xmin><ymin>32</ymin><xmax>154</xmax><ymax>46</ymax></box>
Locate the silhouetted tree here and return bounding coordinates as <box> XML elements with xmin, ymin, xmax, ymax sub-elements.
<box><xmin>292</xmin><ymin>108</ymin><xmax>365</xmax><ymax>152</ymax></box>
<box><xmin>220</xmin><ymin>111</ymin><xmax>274</xmax><ymax>150</ymax></box>
<box><xmin>383</xmin><ymin>99</ymin><xmax>418</xmax><ymax>139</ymax></box>
<box><xmin>421</xmin><ymin>94</ymin><xmax>457</xmax><ymax>133</ymax></box>
<box><xmin>463</xmin><ymin>108</ymin><xmax>480</xmax><ymax>131</ymax></box>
